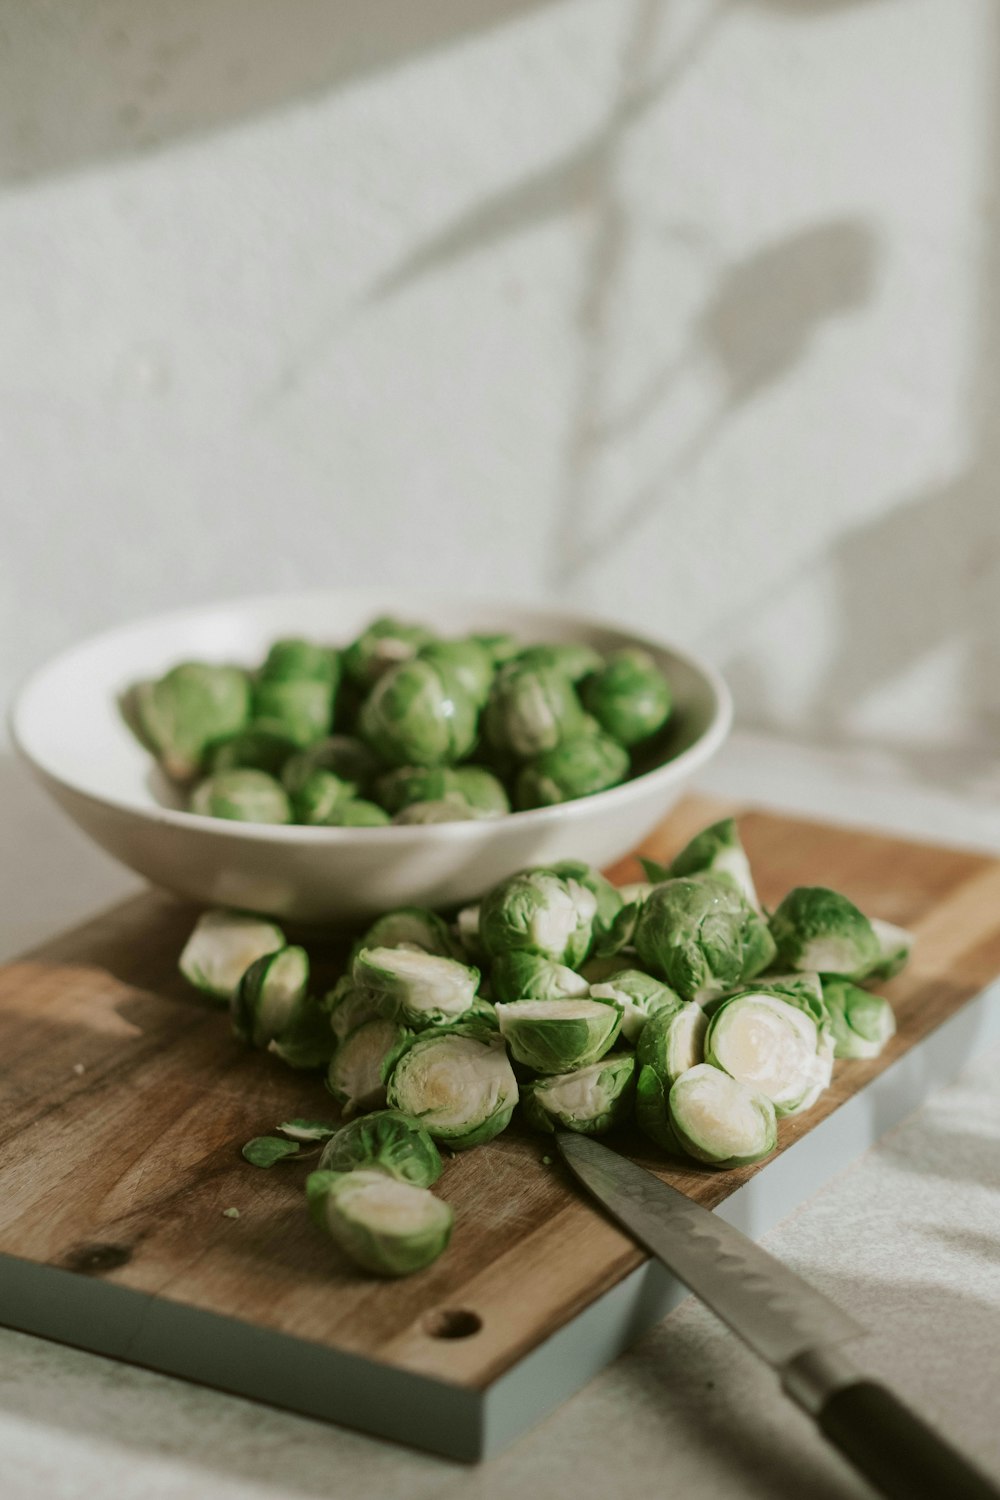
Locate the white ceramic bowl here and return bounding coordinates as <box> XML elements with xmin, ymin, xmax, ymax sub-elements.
<box><xmin>11</xmin><ymin>592</ymin><xmax>731</xmax><ymax>927</ymax></box>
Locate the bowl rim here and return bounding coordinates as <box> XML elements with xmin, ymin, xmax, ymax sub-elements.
<box><xmin>9</xmin><ymin>590</ymin><xmax>732</xmax><ymax>844</ymax></box>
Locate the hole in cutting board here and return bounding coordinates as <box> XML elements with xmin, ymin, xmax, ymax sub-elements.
<box><xmin>423</xmin><ymin>1307</ymin><xmax>482</xmax><ymax>1340</ymax></box>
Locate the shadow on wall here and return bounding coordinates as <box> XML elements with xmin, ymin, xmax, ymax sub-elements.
<box><xmin>0</xmin><ymin>0</ymin><xmax>561</xmax><ymax>183</ymax></box>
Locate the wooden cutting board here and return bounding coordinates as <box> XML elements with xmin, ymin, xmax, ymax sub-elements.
<box><xmin>2</xmin><ymin>796</ymin><xmax>999</xmax><ymax>1461</ymax></box>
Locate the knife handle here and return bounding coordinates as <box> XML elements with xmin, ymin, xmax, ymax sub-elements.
<box><xmin>817</xmin><ymin>1381</ymin><xmax>999</xmax><ymax>1500</ymax></box>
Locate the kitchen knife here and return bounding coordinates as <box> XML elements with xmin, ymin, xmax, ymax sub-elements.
<box><xmin>556</xmin><ymin>1132</ymin><xmax>998</xmax><ymax>1500</ymax></box>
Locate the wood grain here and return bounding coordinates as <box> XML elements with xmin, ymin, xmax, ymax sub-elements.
<box><xmin>0</xmin><ymin>796</ymin><xmax>997</xmax><ymax>1393</ymax></box>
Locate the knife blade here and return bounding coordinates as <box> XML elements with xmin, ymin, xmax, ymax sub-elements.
<box><xmin>556</xmin><ymin>1132</ymin><xmax>999</xmax><ymax>1500</ymax></box>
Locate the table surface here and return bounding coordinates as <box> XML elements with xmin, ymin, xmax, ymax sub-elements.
<box><xmin>3</xmin><ymin>728</ymin><xmax>999</xmax><ymax>1500</ymax></box>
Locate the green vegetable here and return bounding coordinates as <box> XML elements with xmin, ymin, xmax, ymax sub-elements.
<box><xmin>633</xmin><ymin>875</ymin><xmax>776</xmax><ymax>1002</ymax></box>
<box><xmin>392</xmin><ymin>796</ymin><xmax>480</xmax><ymax>824</ymax></box>
<box><xmin>318</xmin><ymin>1110</ymin><xmax>442</xmax><ymax>1187</ymax></box>
<box><xmin>190</xmin><ymin>769</ymin><xmax>293</xmax><ymax>824</ymax></box>
<box><xmin>323</xmin><ymin>799</ymin><xmax>392</xmax><ymax>826</ymax></box>
<box><xmin>667</xmin><ymin>1064</ymin><xmax>777</xmax><ymax>1167</ymax></box>
<box><xmin>704</xmin><ymin>991</ymin><xmax>825</xmax><ymax>1115</ymax></box>
<box><xmin>645</xmin><ymin>818</ymin><xmax>759</xmax><ymax>911</ymax></box>
<box><xmin>327</xmin><ymin>1017</ymin><xmax>411</xmax><ymax>1118</ymax></box>
<box><xmin>386</xmin><ymin>1026</ymin><xmax>518</xmax><ymax>1149</ymax></box>
<box><xmin>515</xmin><ymin>643</ymin><xmax>603</xmax><ymax>683</ymax></box>
<box><xmin>260</xmin><ymin>637</ymin><xmax>339</xmax><ymax>684</ymax></box>
<box><xmin>821</xmin><ymin>977</ymin><xmax>897</xmax><ymax>1059</ymax></box>
<box><xmin>589</xmin><ymin>968</ymin><xmax>683</xmax><ymax>1044</ymax></box>
<box><xmin>420</xmin><ymin>639</ymin><xmax>496</xmax><ymax>706</ymax></box>
<box><xmin>353</xmin><ymin>946</ymin><xmax>480</xmax><ymax>1030</ymax></box>
<box><xmin>253</xmin><ymin>677</ymin><xmax>334</xmax><ymax>749</ymax></box>
<box><xmin>356</xmin><ymin>907</ymin><xmax>460</xmax><ymax>960</ymax></box>
<box><xmin>342</xmin><ymin>616</ymin><xmax>435</xmax><ymax>690</ymax></box>
<box><xmin>179</xmin><ymin>909</ymin><xmax>286</xmax><ymax>1001</ymax></box>
<box><xmin>452</xmin><ymin>766</ymin><xmax>511</xmax><ymax>816</ymax></box>
<box><xmin>515</xmin><ymin>730</ymin><xmax>629</xmax><ymax>809</ymax></box>
<box><xmin>489</xmin><ymin>951</ymin><xmax>590</xmax><ymax>1005</ymax></box>
<box><xmin>482</xmin><ymin>662</ymin><xmax>586</xmax><ymax>760</ymax></box>
<box><xmin>242</xmin><ymin>1135</ymin><xmax>302</xmax><ymax>1167</ymax></box>
<box><xmin>359</xmin><ymin>657</ymin><xmax>478</xmax><ymax>768</ymax></box>
<box><xmin>290</xmin><ymin>769</ymin><xmax>355</xmax><ymax>825</ymax></box>
<box><xmin>206</xmin><ymin>727</ymin><xmax>299</xmax><ymax>778</ymax></box>
<box><xmin>769</xmin><ymin>887</ymin><xmax>882</xmax><ymax>979</ymax></box>
<box><xmin>306</xmin><ymin>1168</ymin><xmax>453</xmax><ymax>1277</ymax></box>
<box><xmin>867</xmin><ymin>919</ymin><xmax>914</xmax><ymax>981</ymax></box>
<box><xmin>635</xmin><ymin>1002</ymin><xmax>708</xmax><ymax>1150</ymax></box>
<box><xmin>231</xmin><ymin>944</ymin><xmax>310</xmax><ymax>1048</ymax></box>
<box><xmin>454</xmin><ymin>904</ymin><xmax>485</xmax><ymax>962</ymax></box>
<box><xmin>133</xmin><ymin>662</ymin><xmax>251</xmax><ymax>782</ymax></box>
<box><xmin>276</xmin><ymin>1119</ymin><xmax>339</xmax><ymax>1142</ymax></box>
<box><xmin>549</xmin><ymin>860</ymin><xmax>624</xmax><ymax>944</ymax></box>
<box><xmin>581</xmin><ymin>648</ymin><xmax>671</xmax><ymax>747</ymax></box>
<box><xmin>473</xmin><ymin>632</ymin><xmax>521</xmax><ymax>666</ymax></box>
<box><xmin>280</xmin><ymin>735</ymin><xmax>379</xmax><ymax>797</ymax></box>
<box><xmin>521</xmin><ymin>1053</ymin><xmax>635</xmax><ymax>1136</ymax></box>
<box><xmin>325</xmin><ymin>976</ymin><xmax>382</xmax><ymax>1041</ymax></box>
<box><xmin>479</xmin><ymin>869</ymin><xmax>597</xmax><ymax>968</ymax></box>
<box><xmin>495</xmin><ymin>997</ymin><xmax>622</xmax><ymax>1074</ymax></box>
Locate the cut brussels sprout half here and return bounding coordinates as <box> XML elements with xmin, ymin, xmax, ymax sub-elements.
<box><xmin>318</xmin><ymin>1110</ymin><xmax>443</xmax><ymax>1187</ymax></box>
<box><xmin>356</xmin><ymin>907</ymin><xmax>460</xmax><ymax>961</ymax></box>
<box><xmin>515</xmin><ymin>730</ymin><xmax>629</xmax><ymax>809</ymax></box>
<box><xmin>821</xmin><ymin>977</ymin><xmax>897</xmax><ymax>1059</ymax></box>
<box><xmin>269</xmin><ymin>993</ymin><xmax>336</xmax><ymax>1070</ymax></box>
<box><xmin>490</xmin><ymin>951</ymin><xmax>590</xmax><ymax>1005</ymax></box>
<box><xmin>359</xmin><ymin>657</ymin><xmax>478</xmax><ymax>768</ymax></box>
<box><xmin>327</xmin><ymin>1018</ymin><xmax>410</xmax><ymax>1118</ymax></box>
<box><xmin>231</xmin><ymin>944</ymin><xmax>310</xmax><ymax>1049</ymax></box>
<box><xmin>353</xmin><ymin>947</ymin><xmax>480</xmax><ymax>1030</ymax></box>
<box><xmin>179</xmin><ymin>910</ymin><xmax>286</xmax><ymax>1001</ymax></box>
<box><xmin>634</xmin><ymin>875</ymin><xmax>776</xmax><ymax>1002</ymax></box>
<box><xmin>704</xmin><ymin>992</ymin><xmax>824</xmax><ymax>1116</ymax></box>
<box><xmin>668</xmin><ymin>1064</ymin><xmax>777</xmax><ymax>1168</ymax></box>
<box><xmin>589</xmin><ymin>968</ymin><xmax>683</xmax><ymax>1044</ymax></box>
<box><xmin>189</xmin><ymin>769</ymin><xmax>293</xmax><ymax>824</ymax></box>
<box><xmin>635</xmin><ymin>1001</ymin><xmax>708</xmax><ymax>1151</ymax></box>
<box><xmin>580</xmin><ymin>648</ymin><xmax>671</xmax><ymax>747</ymax></box>
<box><xmin>521</xmin><ymin>1053</ymin><xmax>635</xmax><ymax>1136</ymax></box>
<box><xmin>325</xmin><ymin>976</ymin><xmax>382</xmax><ymax>1041</ymax></box>
<box><xmin>482</xmin><ymin>662</ymin><xmax>586</xmax><ymax>761</ymax></box>
<box><xmin>645</xmin><ymin>818</ymin><xmax>760</xmax><ymax>911</ymax></box>
<box><xmin>769</xmin><ymin>887</ymin><xmax>881</xmax><ymax>979</ymax></box>
<box><xmin>386</xmin><ymin>1028</ymin><xmax>518</xmax><ymax>1149</ymax></box>
<box><xmin>479</xmin><ymin>869</ymin><xmax>597</xmax><ymax>967</ymax></box>
<box><xmin>133</xmin><ymin>662</ymin><xmax>252</xmax><ymax>782</ymax></box>
<box><xmin>867</xmin><ymin>918</ymin><xmax>914</xmax><ymax>981</ymax></box>
<box><xmin>306</xmin><ymin>1168</ymin><xmax>453</xmax><ymax>1277</ymax></box>
<box><xmin>495</xmin><ymin>997</ymin><xmax>622</xmax><ymax>1074</ymax></box>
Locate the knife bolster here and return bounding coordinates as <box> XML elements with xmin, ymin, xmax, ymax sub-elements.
<box><xmin>781</xmin><ymin>1345</ymin><xmax>862</xmax><ymax>1414</ymax></box>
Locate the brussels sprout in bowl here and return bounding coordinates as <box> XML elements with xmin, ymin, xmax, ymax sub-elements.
<box><xmin>10</xmin><ymin>591</ymin><xmax>731</xmax><ymax>925</ymax></box>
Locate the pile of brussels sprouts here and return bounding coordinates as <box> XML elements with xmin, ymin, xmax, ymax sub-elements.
<box><xmin>179</xmin><ymin>818</ymin><xmax>910</xmax><ymax>1279</ymax></box>
<box><xmin>127</xmin><ymin>616</ymin><xmax>675</xmax><ymax>825</ymax></box>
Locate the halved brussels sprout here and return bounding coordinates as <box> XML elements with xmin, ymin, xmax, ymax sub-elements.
<box><xmin>359</xmin><ymin>658</ymin><xmax>478</xmax><ymax>768</ymax></box>
<box><xmin>521</xmin><ymin>1053</ymin><xmax>635</xmax><ymax>1136</ymax></box>
<box><xmin>644</xmin><ymin>818</ymin><xmax>760</xmax><ymax>911</ymax></box>
<box><xmin>261</xmin><ymin>637</ymin><xmax>339</xmax><ymax>684</ymax></box>
<box><xmin>189</xmin><ymin>769</ymin><xmax>292</xmax><ymax>824</ymax></box>
<box><xmin>179</xmin><ymin>909</ymin><xmax>285</xmax><ymax>1001</ymax></box>
<box><xmin>325</xmin><ymin>975</ymin><xmax>382</xmax><ymax>1041</ymax></box>
<box><xmin>342</xmin><ymin>616</ymin><xmax>436</xmax><ymax>689</ymax></box>
<box><xmin>821</xmin><ymin>977</ymin><xmax>897</xmax><ymax>1059</ymax></box>
<box><xmin>231</xmin><ymin>944</ymin><xmax>310</xmax><ymax>1048</ymax></box>
<box><xmin>769</xmin><ymin>887</ymin><xmax>882</xmax><ymax>979</ymax></box>
<box><xmin>867</xmin><ymin>918</ymin><xmax>914</xmax><ymax>981</ymax></box>
<box><xmin>580</xmin><ymin>648</ymin><xmax>671</xmax><ymax>747</ymax></box>
<box><xmin>253</xmin><ymin>677</ymin><xmax>334</xmax><ymax>749</ymax></box>
<box><xmin>206</xmin><ymin>727</ymin><xmax>299</xmax><ymax>778</ymax></box>
<box><xmin>318</xmin><ymin>1109</ymin><xmax>442</xmax><ymax>1187</ymax></box>
<box><xmin>353</xmin><ymin>946</ymin><xmax>480</xmax><ymax>1030</ymax></box>
<box><xmin>482</xmin><ymin>662</ymin><xmax>586</xmax><ymax>761</ymax></box>
<box><xmin>356</xmin><ymin>907</ymin><xmax>460</xmax><ymax>961</ymax></box>
<box><xmin>306</xmin><ymin>1168</ymin><xmax>453</xmax><ymax>1277</ymax></box>
<box><xmin>515</xmin><ymin>730</ymin><xmax>630</xmax><ymax>809</ymax></box>
<box><xmin>495</xmin><ymin>997</ymin><xmax>622</xmax><ymax>1074</ymax></box>
<box><xmin>291</xmin><ymin>768</ymin><xmax>355</xmax><ymax>825</ymax></box>
<box><xmin>704</xmin><ymin>991</ymin><xmax>824</xmax><ymax>1116</ymax></box>
<box><xmin>634</xmin><ymin>875</ymin><xmax>776</xmax><ymax>1002</ymax></box>
<box><xmin>635</xmin><ymin>1002</ymin><xmax>708</xmax><ymax>1150</ymax></box>
<box><xmin>327</xmin><ymin>1018</ymin><xmax>411</xmax><ymax>1118</ymax></box>
<box><xmin>589</xmin><ymin>969</ymin><xmax>683</xmax><ymax>1044</ymax></box>
<box><xmin>479</xmin><ymin>869</ymin><xmax>597</xmax><ymax>967</ymax></box>
<box><xmin>386</xmin><ymin>1027</ymin><xmax>518</xmax><ymax>1149</ymax></box>
<box><xmin>281</xmin><ymin>735</ymin><xmax>379</xmax><ymax>798</ymax></box>
<box><xmin>490</xmin><ymin>951</ymin><xmax>590</xmax><ymax>1005</ymax></box>
<box><xmin>133</xmin><ymin>662</ymin><xmax>252</xmax><ymax>782</ymax></box>
<box><xmin>668</xmin><ymin>1064</ymin><xmax>777</xmax><ymax>1168</ymax></box>
<box><xmin>420</xmin><ymin>639</ymin><xmax>496</xmax><ymax>707</ymax></box>
<box><xmin>515</xmin><ymin>643</ymin><xmax>604</xmax><ymax>683</ymax></box>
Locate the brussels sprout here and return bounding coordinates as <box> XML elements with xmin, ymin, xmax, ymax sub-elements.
<box><xmin>373</xmin><ymin>765</ymin><xmax>460</xmax><ymax>814</ymax></box>
<box><xmin>473</xmin><ymin>632</ymin><xmax>521</xmax><ymax>666</ymax></box>
<box><xmin>753</xmin><ymin>973</ymin><xmax>835</xmax><ymax>1092</ymax></box>
<box><xmin>821</xmin><ymin>977</ymin><xmax>897</xmax><ymax>1059</ymax></box>
<box><xmin>867</xmin><ymin>919</ymin><xmax>914</xmax><ymax>981</ymax></box>
<box><xmin>306</xmin><ymin>1169</ymin><xmax>453</xmax><ymax>1277</ymax></box>
<box><xmin>353</xmin><ymin>946</ymin><xmax>480</xmax><ymax>1030</ymax></box>
<box><xmin>189</xmin><ymin>769</ymin><xmax>293</xmax><ymax>824</ymax></box>
<box><xmin>359</xmin><ymin>658</ymin><xmax>478</xmax><ymax>768</ymax></box>
<box><xmin>318</xmin><ymin>1110</ymin><xmax>443</xmax><ymax>1188</ymax></box>
<box><xmin>704</xmin><ymin>991</ymin><xmax>825</xmax><ymax>1116</ymax></box>
<box><xmin>327</xmin><ymin>1017</ymin><xmax>411</xmax><ymax>1118</ymax></box>
<box><xmin>179</xmin><ymin>909</ymin><xmax>285</xmax><ymax>1001</ymax></box>
<box><xmin>668</xmin><ymin>1064</ymin><xmax>777</xmax><ymax>1167</ymax></box>
<box><xmin>580</xmin><ymin>953</ymin><xmax>636</xmax><ymax>984</ymax></box>
<box><xmin>580</xmin><ymin>648</ymin><xmax>671</xmax><ymax>747</ymax></box>
<box><xmin>515</xmin><ymin>643</ymin><xmax>604</xmax><ymax>683</ymax></box>
<box><xmin>496</xmin><ymin>997</ymin><xmax>622</xmax><ymax>1074</ymax></box>
<box><xmin>769</xmin><ymin>887</ymin><xmax>882</xmax><ymax>979</ymax></box>
<box><xmin>635</xmin><ymin>1002</ymin><xmax>709</xmax><ymax>1149</ymax></box>
<box><xmin>386</xmin><ymin>1027</ymin><xmax>518</xmax><ymax>1149</ymax></box>
<box><xmin>261</xmin><ymin>637</ymin><xmax>339</xmax><ymax>684</ymax></box>
<box><xmin>645</xmin><ymin>818</ymin><xmax>760</xmax><ymax>911</ymax></box>
<box><xmin>482</xmin><ymin>662</ymin><xmax>586</xmax><ymax>761</ymax></box>
<box><xmin>420</xmin><ymin>639</ymin><xmax>496</xmax><ymax>707</ymax></box>
<box><xmin>290</xmin><ymin>769</ymin><xmax>355</xmax><ymax>825</ymax></box>
<box><xmin>516</xmin><ymin>730</ymin><xmax>630</xmax><ymax>809</ymax></box>
<box><xmin>549</xmin><ymin>860</ymin><xmax>624</xmax><ymax>943</ymax></box>
<box><xmin>454</xmin><ymin>904</ymin><xmax>485</xmax><ymax>962</ymax></box>
<box><xmin>281</xmin><ymin>735</ymin><xmax>379</xmax><ymax>798</ymax></box>
<box><xmin>326</xmin><ymin>799</ymin><xmax>392</xmax><ymax>827</ymax></box>
<box><xmin>205</xmin><ymin>727</ymin><xmax>299</xmax><ymax>778</ymax></box>
<box><xmin>490</xmin><ymin>951</ymin><xmax>590</xmax><ymax>1005</ymax></box>
<box><xmin>325</xmin><ymin>976</ymin><xmax>382</xmax><ymax>1041</ymax></box>
<box><xmin>479</xmin><ymin>869</ymin><xmax>597</xmax><ymax>968</ymax></box>
<box><xmin>133</xmin><ymin>662</ymin><xmax>252</xmax><ymax>782</ymax></box>
<box><xmin>634</xmin><ymin>875</ymin><xmax>776</xmax><ymax>1002</ymax></box>
<box><xmin>231</xmin><ymin>944</ymin><xmax>310</xmax><ymax>1048</ymax></box>
<box><xmin>452</xmin><ymin>766</ymin><xmax>510</xmax><ymax>817</ymax></box>
<box><xmin>616</xmin><ymin>882</ymin><xmax>656</xmax><ymax>906</ymax></box>
<box><xmin>356</xmin><ymin>907</ymin><xmax>460</xmax><ymax>961</ymax></box>
<box><xmin>342</xmin><ymin>616</ymin><xmax>436</xmax><ymax>689</ymax></box>
<box><xmin>392</xmin><ymin>796</ymin><xmax>480</xmax><ymax>825</ymax></box>
<box><xmin>521</xmin><ymin>1053</ymin><xmax>635</xmax><ymax>1136</ymax></box>
<box><xmin>253</xmin><ymin>677</ymin><xmax>334</xmax><ymax>749</ymax></box>
<box><xmin>589</xmin><ymin>969</ymin><xmax>683</xmax><ymax>1044</ymax></box>
<box><xmin>269</xmin><ymin>995</ymin><xmax>336</xmax><ymax>1070</ymax></box>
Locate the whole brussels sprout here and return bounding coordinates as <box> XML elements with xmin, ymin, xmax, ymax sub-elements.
<box><xmin>206</xmin><ymin>727</ymin><xmax>299</xmax><ymax>779</ymax></box>
<box><xmin>581</xmin><ymin>648</ymin><xmax>671</xmax><ymax>747</ymax></box>
<box><xmin>420</xmin><ymin>639</ymin><xmax>496</xmax><ymax>707</ymax></box>
<box><xmin>644</xmin><ymin>817</ymin><xmax>760</xmax><ymax>911</ymax></box>
<box><xmin>281</xmin><ymin>735</ymin><xmax>379</xmax><ymax>797</ymax></box>
<box><xmin>451</xmin><ymin>766</ymin><xmax>510</xmax><ymax>816</ymax></box>
<box><xmin>479</xmin><ymin>869</ymin><xmax>598</xmax><ymax>968</ymax></box>
<box><xmin>392</xmin><ymin>796</ymin><xmax>480</xmax><ymax>825</ymax></box>
<box><xmin>521</xmin><ymin>1053</ymin><xmax>635</xmax><ymax>1136</ymax></box>
<box><xmin>133</xmin><ymin>662</ymin><xmax>252</xmax><ymax>782</ymax></box>
<box><xmin>260</xmin><ymin>637</ymin><xmax>339</xmax><ymax>683</ymax></box>
<box><xmin>189</xmin><ymin>769</ymin><xmax>293</xmax><ymax>824</ymax></box>
<box><xmin>482</xmin><ymin>662</ymin><xmax>586</xmax><ymax>761</ymax></box>
<box><xmin>306</xmin><ymin>1168</ymin><xmax>452</xmax><ymax>1277</ymax></box>
<box><xmin>633</xmin><ymin>875</ymin><xmax>776</xmax><ymax>1002</ymax></box>
<box><xmin>549</xmin><ymin>859</ymin><xmax>624</xmax><ymax>943</ymax></box>
<box><xmin>253</xmin><ymin>677</ymin><xmax>334</xmax><ymax>749</ymax></box>
<box><xmin>324</xmin><ymin>798</ymin><xmax>392</xmax><ymax>827</ymax></box>
<box><xmin>768</xmin><ymin>887</ymin><xmax>882</xmax><ymax>979</ymax></box>
<box><xmin>342</xmin><ymin>616</ymin><xmax>436</xmax><ymax>689</ymax></box>
<box><xmin>821</xmin><ymin>976</ymin><xmax>897</xmax><ymax>1059</ymax></box>
<box><xmin>516</xmin><ymin>643</ymin><xmax>604</xmax><ymax>683</ymax></box>
<box><xmin>374</xmin><ymin>765</ymin><xmax>461</xmax><ymax>816</ymax></box>
<box><xmin>318</xmin><ymin>1109</ymin><xmax>442</xmax><ymax>1188</ymax></box>
<box><xmin>291</xmin><ymin>769</ymin><xmax>355</xmax><ymax>825</ymax></box>
<box><xmin>515</xmin><ymin>730</ymin><xmax>629</xmax><ymax>809</ymax></box>
<box><xmin>359</xmin><ymin>658</ymin><xmax>479</xmax><ymax>768</ymax></box>
<box><xmin>473</xmin><ymin>632</ymin><xmax>521</xmax><ymax>666</ymax></box>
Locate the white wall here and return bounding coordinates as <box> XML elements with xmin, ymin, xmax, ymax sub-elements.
<box><xmin>2</xmin><ymin>0</ymin><xmax>996</xmax><ymax>756</ymax></box>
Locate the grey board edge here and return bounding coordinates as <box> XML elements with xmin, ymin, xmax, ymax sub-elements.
<box><xmin>2</xmin><ymin>979</ymin><xmax>998</xmax><ymax>1464</ymax></box>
